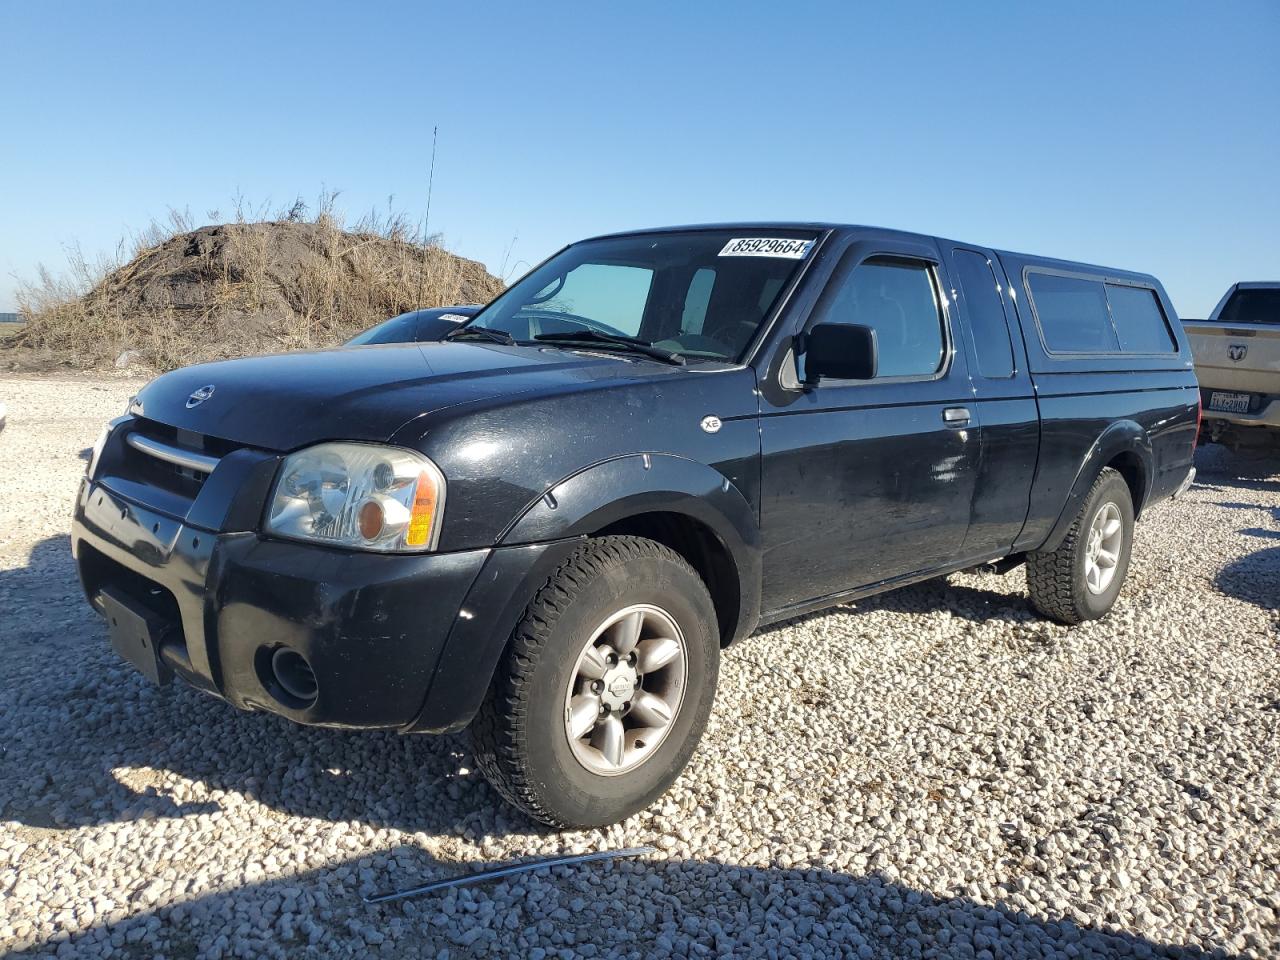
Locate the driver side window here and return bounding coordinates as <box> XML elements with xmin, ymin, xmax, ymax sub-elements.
<box><xmin>528</xmin><ymin>263</ymin><xmax>654</xmax><ymax>337</ymax></box>
<box><xmin>809</xmin><ymin>256</ymin><xmax>946</xmax><ymax>379</ymax></box>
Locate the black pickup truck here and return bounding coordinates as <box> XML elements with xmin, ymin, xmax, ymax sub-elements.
<box><xmin>73</xmin><ymin>224</ymin><xmax>1199</xmax><ymax>827</ymax></box>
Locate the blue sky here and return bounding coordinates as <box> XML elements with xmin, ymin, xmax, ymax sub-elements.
<box><xmin>1</xmin><ymin>1</ymin><xmax>1276</xmax><ymax>317</ymax></box>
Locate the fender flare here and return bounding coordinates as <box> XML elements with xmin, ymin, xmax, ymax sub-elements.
<box><xmin>501</xmin><ymin>453</ymin><xmax>762</xmax><ymax>643</ymax></box>
<box><xmin>406</xmin><ymin>455</ymin><xmax>762</xmax><ymax>734</ymax></box>
<box><xmin>1039</xmin><ymin>420</ymin><xmax>1152</xmax><ymax>553</ymax></box>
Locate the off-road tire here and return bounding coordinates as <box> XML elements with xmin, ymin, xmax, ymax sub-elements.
<box><xmin>471</xmin><ymin>536</ymin><xmax>720</xmax><ymax>828</ymax></box>
<box><xmin>1026</xmin><ymin>467</ymin><xmax>1135</xmax><ymax>625</ymax></box>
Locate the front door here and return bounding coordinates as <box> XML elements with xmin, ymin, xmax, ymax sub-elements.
<box><xmin>758</xmin><ymin>237</ymin><xmax>980</xmax><ymax>614</ymax></box>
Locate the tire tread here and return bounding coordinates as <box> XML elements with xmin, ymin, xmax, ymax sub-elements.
<box><xmin>471</xmin><ymin>536</ymin><xmax>702</xmax><ymax>827</ymax></box>
<box><xmin>1025</xmin><ymin>466</ymin><xmax>1123</xmax><ymax>625</ymax></box>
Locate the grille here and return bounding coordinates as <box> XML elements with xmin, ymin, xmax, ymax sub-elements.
<box><xmin>120</xmin><ymin>419</ymin><xmax>243</xmax><ymax>498</ymax></box>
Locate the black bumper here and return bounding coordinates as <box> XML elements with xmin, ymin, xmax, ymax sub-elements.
<box><xmin>72</xmin><ymin>478</ymin><xmax>572</xmax><ymax>732</ymax></box>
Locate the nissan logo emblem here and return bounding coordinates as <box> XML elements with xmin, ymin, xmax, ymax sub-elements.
<box><xmin>186</xmin><ymin>385</ymin><xmax>216</xmax><ymax>408</ymax></box>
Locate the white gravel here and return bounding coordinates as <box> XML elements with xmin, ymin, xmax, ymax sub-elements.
<box><xmin>1</xmin><ymin>373</ymin><xmax>1277</xmax><ymax>959</ymax></box>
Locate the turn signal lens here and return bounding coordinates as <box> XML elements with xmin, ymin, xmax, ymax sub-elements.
<box><xmin>358</xmin><ymin>499</ymin><xmax>385</xmax><ymax>540</ymax></box>
<box><xmin>406</xmin><ymin>471</ymin><xmax>438</xmax><ymax>547</ymax></box>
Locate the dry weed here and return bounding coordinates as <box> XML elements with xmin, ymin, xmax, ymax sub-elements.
<box><xmin>9</xmin><ymin>194</ymin><xmax>503</xmax><ymax>371</ymax></box>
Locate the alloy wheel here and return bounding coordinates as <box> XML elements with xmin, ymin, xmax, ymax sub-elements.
<box><xmin>1084</xmin><ymin>501</ymin><xmax>1124</xmax><ymax>595</ymax></box>
<box><xmin>563</xmin><ymin>604</ymin><xmax>688</xmax><ymax>776</ymax></box>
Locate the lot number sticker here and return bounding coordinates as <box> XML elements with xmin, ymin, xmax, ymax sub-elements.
<box><xmin>719</xmin><ymin>237</ymin><xmax>813</xmax><ymax>259</ymax></box>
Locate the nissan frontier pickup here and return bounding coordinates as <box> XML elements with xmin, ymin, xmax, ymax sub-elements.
<box><xmin>73</xmin><ymin>224</ymin><xmax>1200</xmax><ymax>826</ymax></box>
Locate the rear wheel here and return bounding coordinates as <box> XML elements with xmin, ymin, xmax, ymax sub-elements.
<box><xmin>472</xmin><ymin>536</ymin><xmax>719</xmax><ymax>828</ymax></box>
<box><xmin>1026</xmin><ymin>467</ymin><xmax>1135</xmax><ymax>624</ymax></box>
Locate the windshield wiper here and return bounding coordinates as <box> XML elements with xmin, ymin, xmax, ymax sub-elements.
<box><xmin>534</xmin><ymin>331</ymin><xmax>685</xmax><ymax>366</ymax></box>
<box><xmin>446</xmin><ymin>325</ymin><xmax>515</xmax><ymax>345</ymax></box>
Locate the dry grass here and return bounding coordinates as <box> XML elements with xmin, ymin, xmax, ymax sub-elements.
<box><xmin>7</xmin><ymin>193</ymin><xmax>504</xmax><ymax>371</ymax></box>
<box><xmin>0</xmin><ymin>323</ymin><xmax>25</xmax><ymax>340</ymax></box>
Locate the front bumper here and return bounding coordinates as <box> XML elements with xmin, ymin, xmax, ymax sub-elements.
<box><xmin>72</xmin><ymin>478</ymin><xmax>500</xmax><ymax>730</ymax></box>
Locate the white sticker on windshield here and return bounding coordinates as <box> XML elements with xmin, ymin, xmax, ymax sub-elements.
<box><xmin>438</xmin><ymin>313</ymin><xmax>471</xmax><ymax>323</ymax></box>
<box><xmin>718</xmin><ymin>237</ymin><xmax>813</xmax><ymax>259</ymax></box>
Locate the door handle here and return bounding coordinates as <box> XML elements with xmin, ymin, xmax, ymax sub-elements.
<box><xmin>943</xmin><ymin>407</ymin><xmax>971</xmax><ymax>426</ymax></box>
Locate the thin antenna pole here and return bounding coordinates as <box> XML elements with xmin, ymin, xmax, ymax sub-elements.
<box><xmin>425</xmin><ymin>124</ymin><xmax>438</xmax><ymax>240</ymax></box>
<box><xmin>416</xmin><ymin>125</ymin><xmax>438</xmax><ymax>307</ymax></box>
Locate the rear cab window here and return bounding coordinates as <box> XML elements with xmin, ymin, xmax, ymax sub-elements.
<box><xmin>1219</xmin><ymin>287</ymin><xmax>1280</xmax><ymax>324</ymax></box>
<box><xmin>1028</xmin><ymin>274</ymin><xmax>1118</xmax><ymax>354</ymax></box>
<box><xmin>1027</xmin><ymin>271</ymin><xmax>1176</xmax><ymax>356</ymax></box>
<box><xmin>1105</xmin><ymin>283</ymin><xmax>1176</xmax><ymax>353</ymax></box>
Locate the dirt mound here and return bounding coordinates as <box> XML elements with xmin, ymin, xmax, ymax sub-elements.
<box><xmin>7</xmin><ymin>218</ymin><xmax>504</xmax><ymax>371</ymax></box>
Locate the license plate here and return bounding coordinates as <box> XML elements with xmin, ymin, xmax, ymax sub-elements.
<box><xmin>100</xmin><ymin>587</ymin><xmax>172</xmax><ymax>686</ymax></box>
<box><xmin>1208</xmin><ymin>391</ymin><xmax>1251</xmax><ymax>414</ymax></box>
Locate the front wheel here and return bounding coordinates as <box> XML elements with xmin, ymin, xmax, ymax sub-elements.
<box><xmin>471</xmin><ymin>536</ymin><xmax>719</xmax><ymax>828</ymax></box>
<box><xmin>1026</xmin><ymin>467</ymin><xmax>1135</xmax><ymax>624</ymax></box>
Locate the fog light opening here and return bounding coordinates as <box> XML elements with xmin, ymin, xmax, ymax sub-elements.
<box><xmin>270</xmin><ymin>647</ymin><xmax>318</xmax><ymax>705</ymax></box>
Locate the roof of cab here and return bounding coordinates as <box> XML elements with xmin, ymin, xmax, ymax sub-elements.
<box><xmin>580</xmin><ymin>222</ymin><xmax>1162</xmax><ymax>287</ymax></box>
<box><xmin>581</xmin><ymin>221</ymin><xmax>941</xmax><ymax>253</ymax></box>
<box><xmin>583</xmin><ymin>222</ymin><xmax>846</xmax><ymax>241</ymax></box>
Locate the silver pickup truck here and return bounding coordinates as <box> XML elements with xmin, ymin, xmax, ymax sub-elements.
<box><xmin>1184</xmin><ymin>282</ymin><xmax>1280</xmax><ymax>451</ymax></box>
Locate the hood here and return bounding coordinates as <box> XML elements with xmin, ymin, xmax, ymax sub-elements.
<box><xmin>131</xmin><ymin>341</ymin><xmax>684</xmax><ymax>450</ymax></box>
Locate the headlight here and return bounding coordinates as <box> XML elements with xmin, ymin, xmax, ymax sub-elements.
<box><xmin>265</xmin><ymin>442</ymin><xmax>446</xmax><ymax>552</ymax></box>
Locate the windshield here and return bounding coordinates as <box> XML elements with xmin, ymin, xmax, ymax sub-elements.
<box><xmin>465</xmin><ymin>230</ymin><xmax>820</xmax><ymax>361</ymax></box>
<box><xmin>1220</xmin><ymin>288</ymin><xmax>1280</xmax><ymax>325</ymax></box>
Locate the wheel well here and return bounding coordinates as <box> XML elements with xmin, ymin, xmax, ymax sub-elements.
<box><xmin>595</xmin><ymin>512</ymin><xmax>740</xmax><ymax>646</ymax></box>
<box><xmin>1106</xmin><ymin>451</ymin><xmax>1147</xmax><ymax>516</ymax></box>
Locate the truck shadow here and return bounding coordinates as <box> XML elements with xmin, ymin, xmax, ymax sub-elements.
<box><xmin>10</xmin><ymin>852</ymin><xmax>1240</xmax><ymax>959</ymax></box>
<box><xmin>1215</xmin><ymin>527</ymin><xmax>1280</xmax><ymax>611</ymax></box>
<box><xmin>1193</xmin><ymin>445</ymin><xmax>1280</xmax><ymax>494</ymax></box>
<box><xmin>0</xmin><ymin>535</ymin><xmax>506</xmax><ymax>837</ymax></box>
<box><xmin>0</xmin><ymin>534</ymin><xmax>1028</xmax><ymax>840</ymax></box>
<box><xmin>854</xmin><ymin>574</ymin><xmax>1033</xmax><ymax>624</ymax></box>
<box><xmin>1</xmin><ymin>511</ymin><xmax>1270</xmax><ymax>844</ymax></box>
<box><xmin>758</xmin><ymin>575</ymin><xmax>1034</xmax><ymax>639</ymax></box>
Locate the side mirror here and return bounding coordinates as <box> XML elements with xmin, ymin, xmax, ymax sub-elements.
<box><xmin>803</xmin><ymin>322</ymin><xmax>878</xmax><ymax>383</ymax></box>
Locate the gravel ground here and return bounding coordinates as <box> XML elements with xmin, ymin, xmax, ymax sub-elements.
<box><xmin>1</xmin><ymin>373</ymin><xmax>1277</xmax><ymax>959</ymax></box>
